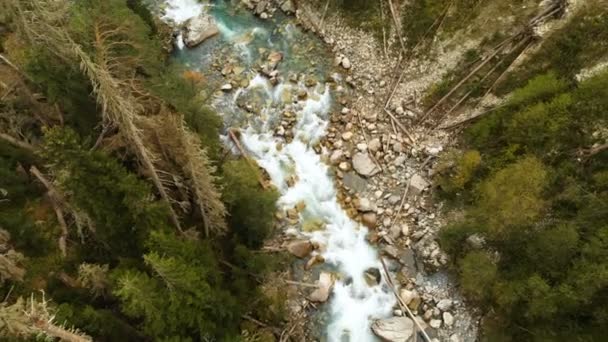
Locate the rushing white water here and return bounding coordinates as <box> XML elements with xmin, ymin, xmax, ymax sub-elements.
<box><xmin>161</xmin><ymin>2</ymin><xmax>396</xmax><ymax>341</ymax></box>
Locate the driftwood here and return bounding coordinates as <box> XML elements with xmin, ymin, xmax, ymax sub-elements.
<box><xmin>389</xmin><ymin>178</ymin><xmax>411</xmax><ymax>227</ymax></box>
<box><xmin>354</xmin><ymin>99</ymin><xmax>384</xmax><ymax>172</ymax></box>
<box><xmin>284</xmin><ymin>280</ymin><xmax>318</xmax><ymax>288</ymax></box>
<box><xmin>379</xmin><ymin>257</ymin><xmax>432</xmax><ymax>342</ymax></box>
<box><xmin>383</xmin><ymin>108</ymin><xmax>416</xmax><ymax>145</ymax></box>
<box><xmin>0</xmin><ymin>133</ymin><xmax>35</xmax><ymax>152</ymax></box>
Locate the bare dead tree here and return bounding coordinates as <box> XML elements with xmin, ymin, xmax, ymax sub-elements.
<box><xmin>10</xmin><ymin>0</ymin><xmax>184</xmax><ymax>231</ymax></box>
<box><xmin>0</xmin><ymin>292</ymin><xmax>92</xmax><ymax>342</ymax></box>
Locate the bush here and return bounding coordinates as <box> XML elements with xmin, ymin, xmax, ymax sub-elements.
<box><xmin>221</xmin><ymin>160</ymin><xmax>278</xmax><ymax>248</ymax></box>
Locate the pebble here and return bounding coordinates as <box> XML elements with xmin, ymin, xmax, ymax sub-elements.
<box><xmin>342</xmin><ymin>132</ymin><xmax>353</xmax><ymax>141</ymax></box>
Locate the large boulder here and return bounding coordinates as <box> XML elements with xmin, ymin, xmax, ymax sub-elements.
<box><xmin>352</xmin><ymin>153</ymin><xmax>381</xmax><ymax>177</ymax></box>
<box><xmin>371</xmin><ymin>316</ymin><xmax>414</xmax><ymax>342</ymax></box>
<box><xmin>182</xmin><ymin>12</ymin><xmax>219</xmax><ymax>48</ymax></box>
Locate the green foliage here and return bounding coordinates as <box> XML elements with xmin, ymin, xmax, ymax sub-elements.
<box><xmin>475</xmin><ymin>156</ymin><xmax>547</xmax><ymax>235</ymax></box>
<box><xmin>114</xmin><ymin>230</ymin><xmax>241</xmax><ymax>339</ymax></box>
<box><xmin>147</xmin><ymin>69</ymin><xmax>223</xmax><ymax>160</ymax></box>
<box><xmin>441</xmin><ymin>69</ymin><xmax>608</xmax><ymax>339</ymax></box>
<box><xmin>459</xmin><ymin>251</ymin><xmax>497</xmax><ymax>302</ymax></box>
<box><xmin>436</xmin><ymin>149</ymin><xmax>481</xmax><ymax>194</ymax></box>
<box><xmin>222</xmin><ymin>160</ymin><xmax>278</xmax><ymax>248</ymax></box>
<box><xmin>40</xmin><ymin>127</ymin><xmax>169</xmax><ymax>257</ymax></box>
<box><xmin>507</xmin><ymin>72</ymin><xmax>569</xmax><ymax>107</ymax></box>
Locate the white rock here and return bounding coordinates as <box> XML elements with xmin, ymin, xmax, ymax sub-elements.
<box><xmin>443</xmin><ymin>312</ymin><xmax>454</xmax><ymax>327</ymax></box>
<box><xmin>437</xmin><ymin>299</ymin><xmax>453</xmax><ymax>311</ymax></box>
<box><xmin>182</xmin><ymin>12</ymin><xmax>219</xmax><ymax>48</ymax></box>
<box><xmin>341</xmin><ymin>107</ymin><xmax>351</xmax><ymax>114</ymax></box>
<box><xmin>396</xmin><ymin>106</ymin><xmax>405</xmax><ymax>115</ymax></box>
<box><xmin>371</xmin><ymin>317</ymin><xmax>414</xmax><ymax>342</ymax></box>
<box><xmin>220</xmin><ymin>83</ymin><xmax>233</xmax><ymax>91</ymax></box>
<box><xmin>329</xmin><ymin>150</ymin><xmax>343</xmax><ymax>165</ymax></box>
<box><xmin>341</xmin><ymin>132</ymin><xmax>353</xmax><ymax>141</ymax></box>
<box><xmin>357</xmin><ymin>198</ymin><xmax>374</xmax><ymax>212</ymax></box>
<box><xmin>410</xmin><ymin>174</ymin><xmax>430</xmax><ymax>194</ymax></box>
<box><xmin>341</xmin><ymin>57</ymin><xmax>352</xmax><ymax>69</ymax></box>
<box><xmin>338</xmin><ymin>161</ymin><xmax>350</xmax><ymax>171</ymax></box>
<box><xmin>356</xmin><ymin>143</ymin><xmax>368</xmax><ymax>152</ymax></box>
<box><xmin>309</xmin><ymin>272</ymin><xmax>334</xmax><ymax>302</ymax></box>
<box><xmin>429</xmin><ymin>319</ymin><xmax>442</xmax><ymax>329</ymax></box>
<box><xmin>401</xmin><ymin>223</ymin><xmax>409</xmax><ymax>236</ymax></box>
<box><xmin>368</xmin><ymin>138</ymin><xmax>381</xmax><ymax>152</ymax></box>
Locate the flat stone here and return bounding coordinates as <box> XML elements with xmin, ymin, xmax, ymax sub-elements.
<box><xmin>410</xmin><ymin>174</ymin><xmax>430</xmax><ymax>195</ymax></box>
<box><xmin>357</xmin><ymin>198</ymin><xmax>374</xmax><ymax>212</ymax></box>
<box><xmin>437</xmin><ymin>299</ymin><xmax>453</xmax><ymax>312</ymax></box>
<box><xmin>343</xmin><ymin>172</ymin><xmax>368</xmax><ymax>193</ymax></box>
<box><xmin>371</xmin><ymin>317</ymin><xmax>414</xmax><ymax>342</ymax></box>
<box><xmin>352</xmin><ymin>153</ymin><xmax>381</xmax><ymax>177</ymax></box>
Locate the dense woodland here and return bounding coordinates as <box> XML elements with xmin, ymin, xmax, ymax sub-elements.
<box><xmin>0</xmin><ymin>0</ymin><xmax>607</xmax><ymax>341</ymax></box>
<box><xmin>434</xmin><ymin>10</ymin><xmax>608</xmax><ymax>342</ymax></box>
<box><xmin>0</xmin><ymin>0</ymin><xmax>283</xmax><ymax>340</ymax></box>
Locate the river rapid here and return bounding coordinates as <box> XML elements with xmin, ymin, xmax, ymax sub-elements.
<box><xmin>158</xmin><ymin>1</ymin><xmax>397</xmax><ymax>340</ymax></box>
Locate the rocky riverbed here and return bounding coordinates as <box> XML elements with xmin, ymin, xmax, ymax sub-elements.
<box><xmin>156</xmin><ymin>0</ymin><xmax>479</xmax><ymax>341</ymax></box>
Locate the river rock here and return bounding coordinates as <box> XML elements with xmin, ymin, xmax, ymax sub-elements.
<box><xmin>267</xmin><ymin>51</ymin><xmax>283</xmax><ymax>67</ymax></box>
<box><xmin>221</xmin><ymin>83</ymin><xmax>233</xmax><ymax>91</ymax></box>
<box><xmin>409</xmin><ymin>174</ymin><xmax>430</xmax><ymax>195</ymax></box>
<box><xmin>341</xmin><ymin>131</ymin><xmax>353</xmax><ymax>141</ymax></box>
<box><xmin>305</xmin><ymin>254</ymin><xmax>324</xmax><ymax>269</ymax></box>
<box><xmin>357</xmin><ymin>198</ymin><xmax>374</xmax><ymax>212</ymax></box>
<box><xmin>368</xmin><ymin>138</ymin><xmax>381</xmax><ymax>152</ymax></box>
<box><xmin>362</xmin><ymin>212</ymin><xmax>377</xmax><ymax>228</ymax></box>
<box><xmin>443</xmin><ymin>312</ymin><xmax>454</xmax><ymax>327</ymax></box>
<box><xmin>182</xmin><ymin>12</ymin><xmax>219</xmax><ymax>48</ymax></box>
<box><xmin>280</xmin><ymin>0</ymin><xmax>295</xmax><ymax>14</ymax></box>
<box><xmin>400</xmin><ymin>289</ymin><xmax>422</xmax><ymax>311</ymax></box>
<box><xmin>330</xmin><ymin>150</ymin><xmax>343</xmax><ymax>165</ymax></box>
<box><xmin>371</xmin><ymin>317</ymin><xmax>414</xmax><ymax>342</ymax></box>
<box><xmin>429</xmin><ymin>319</ymin><xmax>442</xmax><ymax>329</ymax></box>
<box><xmin>287</xmin><ymin>240</ymin><xmax>312</xmax><ymax>258</ymax></box>
<box><xmin>309</xmin><ymin>272</ymin><xmax>334</xmax><ymax>302</ymax></box>
<box><xmin>343</xmin><ymin>172</ymin><xmax>367</xmax><ymax>193</ymax></box>
<box><xmin>436</xmin><ymin>299</ymin><xmax>453</xmax><ymax>312</ymax></box>
<box><xmin>363</xmin><ymin>267</ymin><xmax>381</xmax><ymax>286</ymax></box>
<box><xmin>352</xmin><ymin>153</ymin><xmax>380</xmax><ymax>177</ymax></box>
<box><xmin>341</xmin><ymin>56</ymin><xmax>352</xmax><ymax>70</ymax></box>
